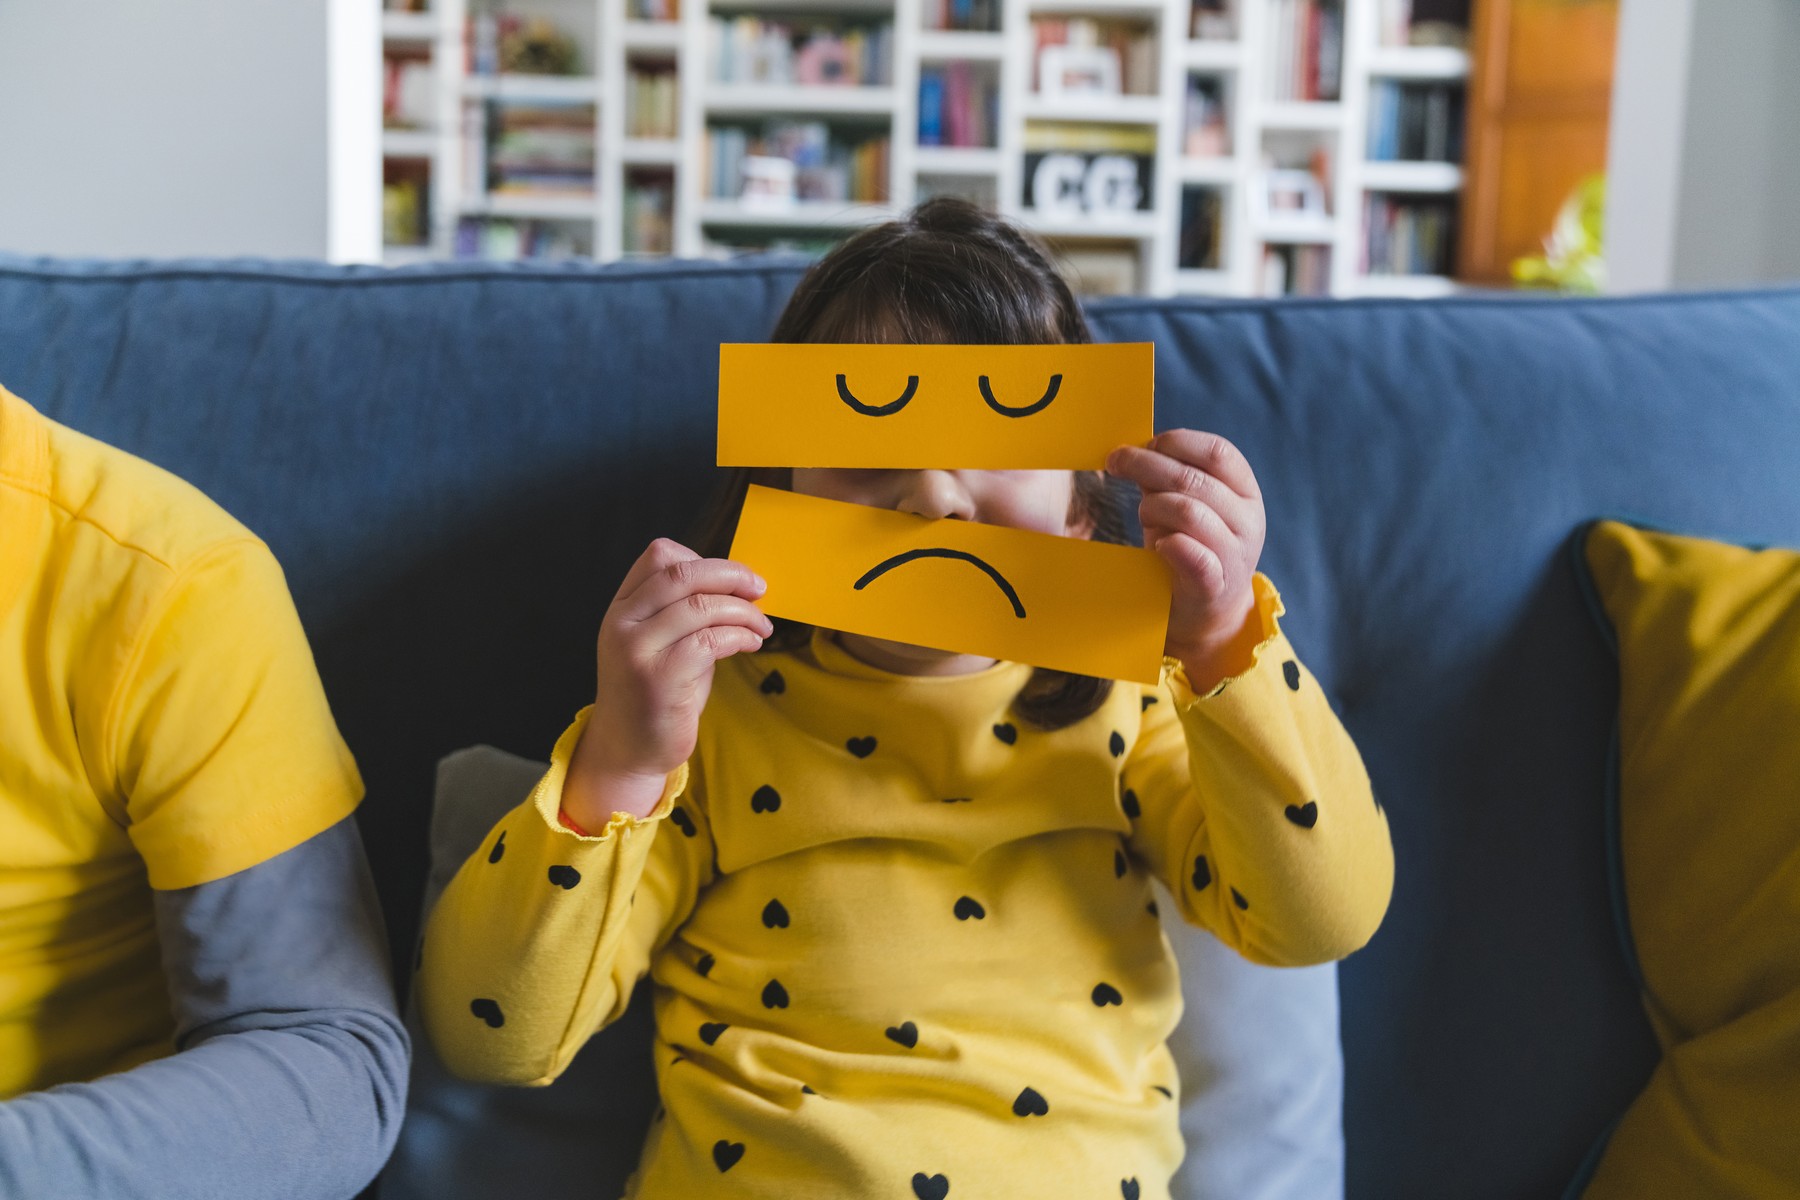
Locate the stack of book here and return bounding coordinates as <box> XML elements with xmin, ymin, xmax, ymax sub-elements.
<box><xmin>1190</xmin><ymin>0</ymin><xmax>1234</xmax><ymax>41</ymax></box>
<box><xmin>1266</xmin><ymin>0</ymin><xmax>1343</xmax><ymax>102</ymax></box>
<box><xmin>629</xmin><ymin>0</ymin><xmax>678</xmax><ymax>21</ymax></box>
<box><xmin>628</xmin><ymin>65</ymin><xmax>679</xmax><ymax>139</ymax></box>
<box><xmin>453</xmin><ymin>218</ymin><xmax>588</xmax><ymax>259</ymax></box>
<box><xmin>383</xmin><ymin>54</ymin><xmax>435</xmax><ymax>129</ymax></box>
<box><xmin>1363</xmin><ymin>195</ymin><xmax>1454</xmax><ymax>276</ymax></box>
<box><xmin>708</xmin><ymin>17</ymin><xmax>892</xmax><ymax>87</ymax></box>
<box><xmin>487</xmin><ymin>102</ymin><xmax>596</xmax><ymax>197</ymax></box>
<box><xmin>623</xmin><ymin>177</ymin><xmax>674</xmax><ymax>254</ymax></box>
<box><xmin>1179</xmin><ymin>187</ymin><xmax>1224</xmax><ymax>270</ymax></box>
<box><xmin>1366</xmin><ymin>82</ymin><xmax>1463</xmax><ymax>162</ymax></box>
<box><xmin>1263</xmin><ymin>245</ymin><xmax>1332</xmax><ymax>295</ymax></box>
<box><xmin>923</xmin><ymin>0</ymin><xmax>999</xmax><ymax>33</ymax></box>
<box><xmin>918</xmin><ymin>64</ymin><xmax>997</xmax><ymax>148</ymax></box>
<box><xmin>707</xmin><ymin>122</ymin><xmax>890</xmax><ymax>203</ymax></box>
<box><xmin>1031</xmin><ymin>18</ymin><xmax>1157</xmax><ymax>95</ymax></box>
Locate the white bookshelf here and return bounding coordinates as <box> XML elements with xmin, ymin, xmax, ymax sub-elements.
<box><xmin>372</xmin><ymin>0</ymin><xmax>1468</xmax><ymax>295</ymax></box>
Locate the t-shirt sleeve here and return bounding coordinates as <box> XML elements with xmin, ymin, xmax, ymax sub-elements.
<box><xmin>417</xmin><ymin>708</ymin><xmax>713</xmax><ymax>1088</ymax></box>
<box><xmin>1123</xmin><ymin>574</ymin><xmax>1394</xmax><ymax>967</ymax></box>
<box><xmin>105</xmin><ymin>538</ymin><xmax>363</xmax><ymax>890</ymax></box>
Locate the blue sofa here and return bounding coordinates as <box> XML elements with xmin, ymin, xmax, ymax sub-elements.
<box><xmin>4</xmin><ymin>254</ymin><xmax>1798</xmax><ymax>1198</ymax></box>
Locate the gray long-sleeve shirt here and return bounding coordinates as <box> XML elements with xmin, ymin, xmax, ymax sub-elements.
<box><xmin>0</xmin><ymin>818</ymin><xmax>409</xmax><ymax>1200</ymax></box>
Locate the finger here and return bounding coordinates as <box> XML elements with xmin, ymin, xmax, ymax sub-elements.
<box><xmin>1139</xmin><ymin>491</ymin><xmax>1239</xmax><ymax>561</ymax></box>
<box><xmin>1149</xmin><ymin>430</ymin><xmax>1260</xmax><ymax>499</ymax></box>
<box><xmin>1154</xmin><ymin>531</ymin><xmax>1229</xmax><ymax>597</ymax></box>
<box><xmin>620</xmin><ymin>556</ymin><xmax>767</xmax><ymax>624</ymax></box>
<box><xmin>1111</xmin><ymin>446</ymin><xmax>1256</xmax><ymax>535</ymax></box>
<box><xmin>666</xmin><ymin>623</ymin><xmax>767</xmax><ymax>671</ymax></box>
<box><xmin>614</xmin><ymin>537</ymin><xmax>701</xmax><ymax>604</ymax></box>
<box><xmin>636</xmin><ymin>592</ymin><xmax>774</xmax><ymax>658</ymax></box>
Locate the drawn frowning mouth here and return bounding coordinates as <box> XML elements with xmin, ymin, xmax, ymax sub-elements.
<box><xmin>852</xmin><ymin>548</ymin><xmax>1027</xmax><ymax>618</ymax></box>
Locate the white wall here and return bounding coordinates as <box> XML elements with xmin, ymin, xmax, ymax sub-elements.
<box><xmin>0</xmin><ymin>0</ymin><xmax>377</xmax><ymax>261</ymax></box>
<box><xmin>1607</xmin><ymin>0</ymin><xmax>1800</xmax><ymax>291</ymax></box>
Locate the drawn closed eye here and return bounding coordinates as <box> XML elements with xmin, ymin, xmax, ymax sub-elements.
<box><xmin>836</xmin><ymin>373</ymin><xmax>918</xmax><ymax>416</ymax></box>
<box><xmin>979</xmin><ymin>373</ymin><xmax>1062</xmax><ymax>418</ymax></box>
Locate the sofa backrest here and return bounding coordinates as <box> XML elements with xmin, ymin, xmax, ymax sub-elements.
<box><xmin>5</xmin><ymin>254</ymin><xmax>1799</xmax><ymax>1197</ymax></box>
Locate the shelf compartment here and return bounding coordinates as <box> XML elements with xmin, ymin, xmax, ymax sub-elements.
<box><xmin>1258</xmin><ymin>102</ymin><xmax>1346</xmax><ymax>130</ymax></box>
<box><xmin>1361</xmin><ymin>160</ymin><xmax>1464</xmax><ymax>193</ymax></box>
<box><xmin>916</xmin><ymin>31</ymin><xmax>1007</xmax><ymax>61</ymax></box>
<box><xmin>1365</xmin><ymin>47</ymin><xmax>1471</xmax><ymax>82</ymax></box>
<box><xmin>1019</xmin><ymin>94</ymin><xmax>1163</xmax><ymax>125</ymax></box>
<box><xmin>461</xmin><ymin>193</ymin><xmax>599</xmax><ymax>220</ymax></box>
<box><xmin>705</xmin><ymin>84</ymin><xmax>899</xmax><ymax>117</ymax></box>
<box><xmin>382</xmin><ymin>129</ymin><xmax>438</xmax><ymax>158</ymax></box>
<box><xmin>463</xmin><ymin>75</ymin><xmax>601</xmax><ymax>102</ymax></box>
<box><xmin>1182</xmin><ymin>40</ymin><xmax>1243</xmax><ymax>71</ymax></box>
<box><xmin>914</xmin><ymin>146</ymin><xmax>1004</xmax><ymax>175</ymax></box>
<box><xmin>696</xmin><ymin>199</ymin><xmax>897</xmax><ymax>227</ymax></box>
<box><xmin>382</xmin><ymin>11</ymin><xmax>439</xmax><ymax>42</ymax></box>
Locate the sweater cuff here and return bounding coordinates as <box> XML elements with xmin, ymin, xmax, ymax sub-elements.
<box><xmin>1163</xmin><ymin>573</ymin><xmax>1287</xmax><ymax>703</ymax></box>
<box><xmin>531</xmin><ymin>706</ymin><xmax>689</xmax><ymax>842</ymax></box>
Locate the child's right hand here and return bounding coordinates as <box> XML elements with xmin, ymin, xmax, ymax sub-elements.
<box><xmin>565</xmin><ymin>538</ymin><xmax>771</xmax><ymax>827</ymax></box>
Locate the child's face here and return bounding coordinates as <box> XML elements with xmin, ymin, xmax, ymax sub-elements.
<box><xmin>788</xmin><ymin>467</ymin><xmax>1094</xmax><ymax>673</ymax></box>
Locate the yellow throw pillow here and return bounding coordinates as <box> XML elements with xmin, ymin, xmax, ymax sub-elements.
<box><xmin>1577</xmin><ymin>520</ymin><xmax>1800</xmax><ymax>1198</ymax></box>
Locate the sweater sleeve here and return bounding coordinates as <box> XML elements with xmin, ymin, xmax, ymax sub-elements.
<box><xmin>417</xmin><ymin>708</ymin><xmax>713</xmax><ymax>1087</ymax></box>
<box><xmin>0</xmin><ymin>819</ymin><xmax>408</xmax><ymax>1200</ymax></box>
<box><xmin>1123</xmin><ymin>574</ymin><xmax>1394</xmax><ymax>967</ymax></box>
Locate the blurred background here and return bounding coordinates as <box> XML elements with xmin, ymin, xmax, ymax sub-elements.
<box><xmin>0</xmin><ymin>0</ymin><xmax>1793</xmax><ymax>297</ymax></box>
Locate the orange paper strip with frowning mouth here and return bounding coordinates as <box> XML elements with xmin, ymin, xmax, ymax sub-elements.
<box><xmin>729</xmin><ymin>485</ymin><xmax>1172</xmax><ymax>684</ymax></box>
<box><xmin>717</xmin><ymin>342</ymin><xmax>1155</xmax><ymax>469</ymax></box>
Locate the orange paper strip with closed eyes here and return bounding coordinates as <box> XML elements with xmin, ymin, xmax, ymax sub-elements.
<box><xmin>717</xmin><ymin>342</ymin><xmax>1155</xmax><ymax>469</ymax></box>
<box><xmin>730</xmin><ymin>485</ymin><xmax>1172</xmax><ymax>684</ymax></box>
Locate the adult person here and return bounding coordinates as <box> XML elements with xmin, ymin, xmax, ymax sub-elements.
<box><xmin>0</xmin><ymin>383</ymin><xmax>407</xmax><ymax>1199</ymax></box>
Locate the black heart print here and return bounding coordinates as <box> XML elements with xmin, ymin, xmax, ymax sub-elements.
<box><xmin>992</xmin><ymin>722</ymin><xmax>1017</xmax><ymax>745</ymax></box>
<box><xmin>1285</xmin><ymin>801</ymin><xmax>1319</xmax><ymax>828</ymax></box>
<box><xmin>1092</xmin><ymin>983</ymin><xmax>1123</xmax><ymax>1007</ymax></box>
<box><xmin>470</xmin><ymin>998</ymin><xmax>504</xmax><ymax>1028</ymax></box>
<box><xmin>912</xmin><ymin>1173</ymin><xmax>950</xmax><ymax>1200</ymax></box>
<box><xmin>700</xmin><ymin>1022</ymin><xmax>729</xmax><ymax>1045</ymax></box>
<box><xmin>1114</xmin><ymin>849</ymin><xmax>1128</xmax><ymax>878</ymax></box>
<box><xmin>713</xmin><ymin>1141</ymin><xmax>744</xmax><ymax>1172</ymax></box>
<box><xmin>1152</xmin><ymin>1085</ymin><xmax>1173</xmax><ymax>1098</ymax></box>
<box><xmin>886</xmin><ymin>1021</ymin><xmax>919</xmax><ymax>1048</ymax></box>
<box><xmin>1109</xmin><ymin>730</ymin><xmax>1125</xmax><ymax>757</ymax></box>
<box><xmin>1191</xmin><ymin>855</ymin><xmax>1212</xmax><ymax>890</ymax></box>
<box><xmin>1122</xmin><ymin>1180</ymin><xmax>1141</xmax><ymax>1200</ymax></box>
<box><xmin>762</xmin><ymin>899</ymin><xmax>790</xmax><ymax>928</ymax></box>
<box><xmin>671</xmin><ymin>806</ymin><xmax>697</xmax><ymax>837</ymax></box>
<box><xmin>751</xmin><ymin>785</ymin><xmax>781</xmax><ymax>813</ymax></box>
<box><xmin>1121</xmin><ymin>789</ymin><xmax>1140</xmax><ymax>819</ymax></box>
<box><xmin>1232</xmin><ymin>887</ymin><xmax>1249</xmax><ymax>910</ymax></box>
<box><xmin>487</xmin><ymin>831</ymin><xmax>506</xmax><ymax>864</ymax></box>
<box><xmin>762</xmin><ymin>979</ymin><xmax>789</xmax><ymax>1009</ymax></box>
<box><xmin>954</xmin><ymin>896</ymin><xmax>985</xmax><ymax>921</ymax></box>
<box><xmin>547</xmin><ymin>865</ymin><xmax>581</xmax><ymax>889</ymax></box>
<box><xmin>846</xmin><ymin>736</ymin><xmax>877</xmax><ymax>758</ymax></box>
<box><xmin>1012</xmin><ymin>1086</ymin><xmax>1049</xmax><ymax>1117</ymax></box>
<box><xmin>761</xmin><ymin>670</ymin><xmax>786</xmax><ymax>695</ymax></box>
<box><xmin>1141</xmin><ymin>694</ymin><xmax>1158</xmax><ymax>710</ymax></box>
<box><xmin>695</xmin><ymin>953</ymin><xmax>715</xmax><ymax>977</ymax></box>
<box><xmin>1283</xmin><ymin>660</ymin><xmax>1301</xmax><ymax>691</ymax></box>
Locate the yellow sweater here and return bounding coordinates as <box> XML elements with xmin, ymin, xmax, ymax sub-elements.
<box><xmin>420</xmin><ymin>577</ymin><xmax>1392</xmax><ymax>1199</ymax></box>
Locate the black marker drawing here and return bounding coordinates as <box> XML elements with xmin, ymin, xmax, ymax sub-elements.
<box><xmin>836</xmin><ymin>373</ymin><xmax>918</xmax><ymax>416</ymax></box>
<box><xmin>853</xmin><ymin>548</ymin><xmax>1027</xmax><ymax>618</ymax></box>
<box><xmin>979</xmin><ymin>373</ymin><xmax>1062</xmax><ymax>418</ymax></box>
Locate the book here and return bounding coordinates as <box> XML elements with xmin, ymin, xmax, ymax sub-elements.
<box><xmin>1267</xmin><ymin>0</ymin><xmax>1343</xmax><ymax>103</ymax></box>
<box><xmin>1366</xmin><ymin>82</ymin><xmax>1464</xmax><ymax>162</ymax></box>
<box><xmin>918</xmin><ymin>63</ymin><xmax>997</xmax><ymax>148</ymax></box>
<box><xmin>709</xmin><ymin>16</ymin><xmax>891</xmax><ymax>87</ymax></box>
<box><xmin>1362</xmin><ymin>194</ymin><xmax>1456</xmax><ymax>275</ymax></box>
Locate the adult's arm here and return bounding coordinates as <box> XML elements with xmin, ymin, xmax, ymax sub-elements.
<box><xmin>0</xmin><ymin>818</ymin><xmax>409</xmax><ymax>1200</ymax></box>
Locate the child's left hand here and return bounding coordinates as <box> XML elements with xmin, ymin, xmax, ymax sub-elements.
<box><xmin>1106</xmin><ymin>430</ymin><xmax>1266</xmax><ymax>686</ymax></box>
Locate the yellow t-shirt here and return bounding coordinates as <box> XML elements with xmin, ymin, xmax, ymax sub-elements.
<box><xmin>0</xmin><ymin>385</ymin><xmax>364</xmax><ymax>1097</ymax></box>
<box><xmin>420</xmin><ymin>577</ymin><xmax>1393</xmax><ymax>1199</ymax></box>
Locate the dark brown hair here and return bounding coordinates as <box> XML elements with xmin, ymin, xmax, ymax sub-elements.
<box><xmin>696</xmin><ymin>198</ymin><xmax>1130</xmax><ymax>730</ymax></box>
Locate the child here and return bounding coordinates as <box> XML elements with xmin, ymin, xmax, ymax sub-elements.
<box><xmin>418</xmin><ymin>199</ymin><xmax>1393</xmax><ymax>1199</ymax></box>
